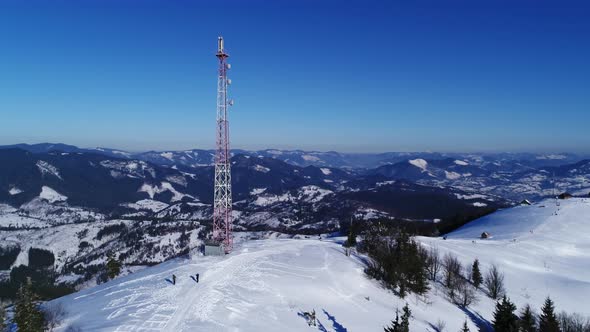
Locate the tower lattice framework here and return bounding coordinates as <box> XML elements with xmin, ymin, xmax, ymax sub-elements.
<box><xmin>212</xmin><ymin>36</ymin><xmax>233</xmax><ymax>253</ymax></box>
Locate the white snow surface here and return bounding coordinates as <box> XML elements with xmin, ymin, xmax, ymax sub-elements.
<box><xmin>252</xmin><ymin>164</ymin><xmax>270</xmax><ymax>173</ymax></box>
<box><xmin>8</xmin><ymin>187</ymin><xmax>23</xmax><ymax>195</ymax></box>
<box><xmin>51</xmin><ymin>238</ymin><xmax>477</xmax><ymax>332</ymax></box>
<box><xmin>320</xmin><ymin>168</ymin><xmax>332</xmax><ymax>176</ymax></box>
<box><xmin>444</xmin><ymin>170</ymin><xmax>461</xmax><ymax>180</ymax></box>
<box><xmin>36</xmin><ymin>161</ymin><xmax>63</xmax><ymax>180</ymax></box>
<box><xmin>122</xmin><ymin>199</ymin><xmax>169</xmax><ymax>212</ymax></box>
<box><xmin>39</xmin><ymin>186</ymin><xmax>67</xmax><ymax>203</ymax></box>
<box><xmin>408</xmin><ymin>158</ymin><xmax>427</xmax><ymax>171</ymax></box>
<box><xmin>302</xmin><ymin>155</ymin><xmax>321</xmax><ymax>162</ymax></box>
<box><xmin>139</xmin><ymin>182</ymin><xmax>193</xmax><ymax>202</ymax></box>
<box><xmin>418</xmin><ymin>198</ymin><xmax>590</xmax><ymax>318</ymax></box>
<box><xmin>454</xmin><ymin>160</ymin><xmax>469</xmax><ymax>166</ymax></box>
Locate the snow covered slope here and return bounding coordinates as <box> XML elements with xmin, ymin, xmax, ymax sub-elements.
<box><xmin>419</xmin><ymin>197</ymin><xmax>590</xmax><ymax>317</ymax></box>
<box><xmin>49</xmin><ymin>198</ymin><xmax>590</xmax><ymax>331</ymax></box>
<box><xmin>50</xmin><ymin>238</ymin><xmax>478</xmax><ymax>332</ymax></box>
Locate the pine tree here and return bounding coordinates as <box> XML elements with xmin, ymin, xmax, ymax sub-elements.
<box><xmin>384</xmin><ymin>304</ymin><xmax>411</xmax><ymax>332</ymax></box>
<box><xmin>539</xmin><ymin>297</ymin><xmax>560</xmax><ymax>332</ymax></box>
<box><xmin>519</xmin><ymin>304</ymin><xmax>536</xmax><ymax>332</ymax></box>
<box><xmin>384</xmin><ymin>310</ymin><xmax>401</xmax><ymax>332</ymax></box>
<box><xmin>106</xmin><ymin>253</ymin><xmax>122</xmax><ymax>280</ymax></box>
<box><xmin>347</xmin><ymin>225</ymin><xmax>357</xmax><ymax>247</ymax></box>
<box><xmin>460</xmin><ymin>320</ymin><xmax>470</xmax><ymax>332</ymax></box>
<box><xmin>492</xmin><ymin>295</ymin><xmax>519</xmax><ymax>332</ymax></box>
<box><xmin>471</xmin><ymin>259</ymin><xmax>482</xmax><ymax>289</ymax></box>
<box><xmin>400</xmin><ymin>303</ymin><xmax>411</xmax><ymax>332</ymax></box>
<box><xmin>14</xmin><ymin>281</ymin><xmax>45</xmax><ymax>332</ymax></box>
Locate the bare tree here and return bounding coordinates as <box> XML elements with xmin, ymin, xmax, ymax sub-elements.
<box><xmin>426</xmin><ymin>246</ymin><xmax>442</xmax><ymax>282</ymax></box>
<box><xmin>433</xmin><ymin>319</ymin><xmax>446</xmax><ymax>332</ymax></box>
<box><xmin>484</xmin><ymin>264</ymin><xmax>505</xmax><ymax>299</ymax></box>
<box><xmin>454</xmin><ymin>278</ymin><xmax>478</xmax><ymax>307</ymax></box>
<box><xmin>44</xmin><ymin>302</ymin><xmax>67</xmax><ymax>332</ymax></box>
<box><xmin>443</xmin><ymin>253</ymin><xmax>463</xmax><ymax>299</ymax></box>
<box><xmin>558</xmin><ymin>311</ymin><xmax>590</xmax><ymax>332</ymax></box>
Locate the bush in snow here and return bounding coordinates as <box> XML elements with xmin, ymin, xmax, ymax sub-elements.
<box><xmin>106</xmin><ymin>254</ymin><xmax>122</xmax><ymax>280</ymax></box>
<box><xmin>433</xmin><ymin>319</ymin><xmax>446</xmax><ymax>332</ymax></box>
<box><xmin>44</xmin><ymin>302</ymin><xmax>66</xmax><ymax>332</ymax></box>
<box><xmin>484</xmin><ymin>264</ymin><xmax>505</xmax><ymax>299</ymax></box>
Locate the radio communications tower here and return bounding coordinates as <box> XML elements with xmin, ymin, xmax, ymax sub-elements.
<box><xmin>212</xmin><ymin>36</ymin><xmax>233</xmax><ymax>253</ymax></box>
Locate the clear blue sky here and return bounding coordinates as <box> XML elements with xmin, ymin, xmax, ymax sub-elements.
<box><xmin>1</xmin><ymin>0</ymin><xmax>589</xmax><ymax>153</ymax></box>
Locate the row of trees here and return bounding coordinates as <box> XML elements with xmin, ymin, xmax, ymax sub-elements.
<box><xmin>494</xmin><ymin>296</ymin><xmax>590</xmax><ymax>332</ymax></box>
<box><xmin>361</xmin><ymin>229</ymin><xmax>590</xmax><ymax>332</ymax></box>
<box><xmin>494</xmin><ymin>296</ymin><xmax>559</xmax><ymax>332</ymax></box>
<box><xmin>425</xmin><ymin>247</ymin><xmax>506</xmax><ymax>308</ymax></box>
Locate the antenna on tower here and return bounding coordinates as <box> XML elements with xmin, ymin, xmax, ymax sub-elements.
<box><xmin>212</xmin><ymin>36</ymin><xmax>234</xmax><ymax>254</ymax></box>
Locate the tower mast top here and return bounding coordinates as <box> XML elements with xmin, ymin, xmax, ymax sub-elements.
<box><xmin>217</xmin><ymin>36</ymin><xmax>229</xmax><ymax>59</ymax></box>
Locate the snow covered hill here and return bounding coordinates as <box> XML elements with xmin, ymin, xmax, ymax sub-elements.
<box><xmin>419</xmin><ymin>197</ymin><xmax>590</xmax><ymax>318</ymax></box>
<box><xmin>50</xmin><ymin>238</ymin><xmax>478</xmax><ymax>332</ymax></box>
<box><xmin>49</xmin><ymin>198</ymin><xmax>590</xmax><ymax>331</ymax></box>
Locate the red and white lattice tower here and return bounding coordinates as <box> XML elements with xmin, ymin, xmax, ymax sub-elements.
<box><xmin>212</xmin><ymin>36</ymin><xmax>233</xmax><ymax>253</ymax></box>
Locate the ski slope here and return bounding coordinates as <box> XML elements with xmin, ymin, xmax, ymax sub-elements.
<box><xmin>419</xmin><ymin>197</ymin><xmax>590</xmax><ymax>318</ymax></box>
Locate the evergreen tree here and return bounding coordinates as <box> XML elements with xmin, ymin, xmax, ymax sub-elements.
<box><xmin>400</xmin><ymin>303</ymin><xmax>411</xmax><ymax>332</ymax></box>
<box><xmin>347</xmin><ymin>225</ymin><xmax>357</xmax><ymax>247</ymax></box>
<box><xmin>460</xmin><ymin>320</ymin><xmax>470</xmax><ymax>332</ymax></box>
<box><xmin>492</xmin><ymin>295</ymin><xmax>519</xmax><ymax>332</ymax></box>
<box><xmin>519</xmin><ymin>304</ymin><xmax>537</xmax><ymax>332</ymax></box>
<box><xmin>384</xmin><ymin>304</ymin><xmax>411</xmax><ymax>332</ymax></box>
<box><xmin>384</xmin><ymin>310</ymin><xmax>401</xmax><ymax>332</ymax></box>
<box><xmin>14</xmin><ymin>281</ymin><xmax>45</xmax><ymax>332</ymax></box>
<box><xmin>539</xmin><ymin>297</ymin><xmax>560</xmax><ymax>332</ymax></box>
<box><xmin>106</xmin><ymin>253</ymin><xmax>122</xmax><ymax>280</ymax></box>
<box><xmin>471</xmin><ymin>259</ymin><xmax>483</xmax><ymax>289</ymax></box>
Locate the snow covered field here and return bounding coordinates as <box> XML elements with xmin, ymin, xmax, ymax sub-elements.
<box><xmin>419</xmin><ymin>197</ymin><xmax>590</xmax><ymax>318</ymax></box>
<box><xmin>49</xmin><ymin>198</ymin><xmax>590</xmax><ymax>331</ymax></box>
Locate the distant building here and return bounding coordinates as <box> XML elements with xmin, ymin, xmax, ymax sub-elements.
<box><xmin>520</xmin><ymin>199</ymin><xmax>532</xmax><ymax>206</ymax></box>
<box><xmin>558</xmin><ymin>192</ymin><xmax>573</xmax><ymax>200</ymax></box>
<box><xmin>480</xmin><ymin>232</ymin><xmax>490</xmax><ymax>239</ymax></box>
